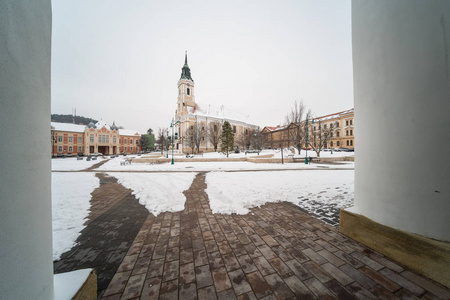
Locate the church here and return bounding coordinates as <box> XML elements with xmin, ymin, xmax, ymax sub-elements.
<box><xmin>174</xmin><ymin>53</ymin><xmax>259</xmax><ymax>153</ymax></box>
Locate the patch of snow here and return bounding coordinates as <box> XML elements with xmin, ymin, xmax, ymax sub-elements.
<box><xmin>52</xmin><ymin>173</ymin><xmax>99</xmax><ymax>260</ymax></box>
<box><xmin>52</xmin><ymin>157</ymin><xmax>106</xmax><ymax>171</ymax></box>
<box><xmin>51</xmin><ymin>122</ymin><xmax>86</xmax><ymax>133</ymax></box>
<box><xmin>54</xmin><ymin>269</ymin><xmax>93</xmax><ymax>300</ymax></box>
<box><xmin>109</xmin><ymin>173</ymin><xmax>196</xmax><ymax>216</ymax></box>
<box><xmin>205</xmin><ymin>170</ymin><xmax>354</xmax><ymax>215</ymax></box>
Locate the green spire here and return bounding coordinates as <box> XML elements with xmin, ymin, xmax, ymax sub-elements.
<box><xmin>180</xmin><ymin>51</ymin><xmax>194</xmax><ymax>81</ymax></box>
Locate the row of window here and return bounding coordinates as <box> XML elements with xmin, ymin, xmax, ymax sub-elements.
<box><xmin>56</xmin><ymin>136</ymin><xmax>83</xmax><ymax>143</ymax></box>
<box><xmin>57</xmin><ymin>146</ymin><xmax>83</xmax><ymax>153</ymax></box>
<box><xmin>329</xmin><ymin>140</ymin><xmax>353</xmax><ymax>147</ymax></box>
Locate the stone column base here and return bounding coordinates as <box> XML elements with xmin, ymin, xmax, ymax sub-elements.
<box><xmin>339</xmin><ymin>208</ymin><xmax>450</xmax><ymax>288</ymax></box>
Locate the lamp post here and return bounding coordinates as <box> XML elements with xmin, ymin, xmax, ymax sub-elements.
<box><xmin>170</xmin><ymin>119</ymin><xmax>181</xmax><ymax>165</ymax></box>
<box><xmin>51</xmin><ymin>132</ymin><xmax>55</xmax><ymax>158</ymax></box>
<box><xmin>166</xmin><ymin>130</ymin><xmax>169</xmax><ymax>158</ymax></box>
<box><xmin>305</xmin><ymin>114</ymin><xmax>314</xmax><ymax>164</ymax></box>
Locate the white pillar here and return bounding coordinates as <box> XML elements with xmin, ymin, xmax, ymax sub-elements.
<box><xmin>0</xmin><ymin>1</ymin><xmax>53</xmax><ymax>299</ymax></box>
<box><xmin>352</xmin><ymin>0</ymin><xmax>450</xmax><ymax>241</ymax></box>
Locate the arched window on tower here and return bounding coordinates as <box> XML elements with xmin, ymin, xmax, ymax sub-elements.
<box><xmin>187</xmin><ymin>87</ymin><xmax>190</xmax><ymax>95</ymax></box>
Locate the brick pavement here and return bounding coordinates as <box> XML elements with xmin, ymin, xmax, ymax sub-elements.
<box><xmin>53</xmin><ymin>173</ymin><xmax>149</xmax><ymax>297</ymax></box>
<box><xmin>100</xmin><ymin>172</ymin><xmax>450</xmax><ymax>300</ymax></box>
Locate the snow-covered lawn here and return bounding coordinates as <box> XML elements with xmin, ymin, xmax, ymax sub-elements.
<box><xmin>205</xmin><ymin>170</ymin><xmax>354</xmax><ymax>216</ymax></box>
<box><xmin>52</xmin><ymin>173</ymin><xmax>99</xmax><ymax>260</ymax></box>
<box><xmin>109</xmin><ymin>172</ymin><xmax>196</xmax><ymax>216</ymax></box>
<box><xmin>52</xmin><ymin>157</ymin><xmax>106</xmax><ymax>171</ymax></box>
<box><xmin>99</xmin><ymin>160</ymin><xmax>353</xmax><ymax>172</ymax></box>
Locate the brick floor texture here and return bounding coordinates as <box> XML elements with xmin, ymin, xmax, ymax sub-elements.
<box><xmin>95</xmin><ymin>172</ymin><xmax>450</xmax><ymax>300</ymax></box>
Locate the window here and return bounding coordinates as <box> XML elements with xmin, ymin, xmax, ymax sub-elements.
<box><xmin>130</xmin><ymin>147</ymin><xmax>133</xmax><ymax>151</ymax></box>
<box><xmin>347</xmin><ymin>140</ymin><xmax>349</xmax><ymax>146</ymax></box>
<box><xmin>314</xmin><ymin>126</ymin><xmax>316</xmax><ymax>130</ymax></box>
<box><xmin>337</xmin><ymin>141</ymin><xmax>340</xmax><ymax>146</ymax></box>
<box><xmin>125</xmin><ymin>147</ymin><xmax>127</xmax><ymax>151</ymax></box>
<box><xmin>78</xmin><ymin>146</ymin><xmax>82</xmax><ymax>152</ymax></box>
<box><xmin>102</xmin><ymin>135</ymin><xmax>106</xmax><ymax>143</ymax></box>
<box><xmin>330</xmin><ymin>132</ymin><xmax>333</xmax><ymax>137</ymax></box>
<box><xmin>214</xmin><ymin>124</ymin><xmax>217</xmax><ymax>132</ymax></box>
<box><xmin>350</xmin><ymin>120</ymin><xmax>353</xmax><ymax>125</ymax></box>
<box><xmin>346</xmin><ymin>130</ymin><xmax>349</xmax><ymax>136</ymax></box>
<box><xmin>130</xmin><ymin>139</ymin><xmax>133</xmax><ymax>144</ymax></box>
<box><xmin>337</xmin><ymin>131</ymin><xmax>340</xmax><ymax>137</ymax></box>
<box><xmin>58</xmin><ymin>146</ymin><xmax>62</xmax><ymax>152</ymax></box>
<box><xmin>202</xmin><ymin>137</ymin><xmax>204</xmax><ymax>141</ymax></box>
<box><xmin>106</xmin><ymin>136</ymin><xmax>109</xmax><ymax>143</ymax></box>
<box><xmin>187</xmin><ymin>87</ymin><xmax>190</xmax><ymax>95</ymax></box>
<box><xmin>350</xmin><ymin>140</ymin><xmax>353</xmax><ymax>146</ymax></box>
<box><xmin>324</xmin><ymin>124</ymin><xmax>327</xmax><ymax>129</ymax></box>
<box><xmin>336</xmin><ymin>123</ymin><xmax>339</xmax><ymax>128</ymax></box>
<box><xmin>78</xmin><ymin>137</ymin><xmax>82</xmax><ymax>143</ymax></box>
<box><xmin>233</xmin><ymin>126</ymin><xmax>236</xmax><ymax>133</ymax></box>
<box><xmin>330</xmin><ymin>124</ymin><xmax>333</xmax><ymax>129</ymax></box>
<box><xmin>245</xmin><ymin>129</ymin><xmax>248</xmax><ymax>134</ymax></box>
<box><xmin>68</xmin><ymin>137</ymin><xmax>73</xmax><ymax>142</ymax></box>
<box><xmin>69</xmin><ymin>146</ymin><xmax>72</xmax><ymax>152</ymax></box>
<box><xmin>58</xmin><ymin>136</ymin><xmax>63</xmax><ymax>142</ymax></box>
<box><xmin>350</xmin><ymin>130</ymin><xmax>353</xmax><ymax>136</ymax></box>
<box><xmin>113</xmin><ymin>136</ymin><xmax>116</xmax><ymax>143</ymax></box>
<box><xmin>90</xmin><ymin>134</ymin><xmax>94</xmax><ymax>143</ymax></box>
<box><xmin>346</xmin><ymin>120</ymin><xmax>349</xmax><ymax>126</ymax></box>
<box><xmin>190</xmin><ymin>126</ymin><xmax>193</xmax><ymax>130</ymax></box>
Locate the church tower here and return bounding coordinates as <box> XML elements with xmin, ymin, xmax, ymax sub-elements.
<box><xmin>176</xmin><ymin>52</ymin><xmax>195</xmax><ymax>118</ymax></box>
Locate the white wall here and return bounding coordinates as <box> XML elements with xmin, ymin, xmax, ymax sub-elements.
<box><xmin>352</xmin><ymin>1</ymin><xmax>450</xmax><ymax>241</ymax></box>
<box><xmin>0</xmin><ymin>1</ymin><xmax>53</xmax><ymax>299</ymax></box>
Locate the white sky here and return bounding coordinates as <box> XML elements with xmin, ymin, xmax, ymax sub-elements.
<box><xmin>51</xmin><ymin>0</ymin><xmax>353</xmax><ymax>133</ymax></box>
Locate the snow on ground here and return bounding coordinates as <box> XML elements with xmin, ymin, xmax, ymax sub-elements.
<box><xmin>52</xmin><ymin>172</ymin><xmax>99</xmax><ymax>260</ymax></box>
<box><xmin>52</xmin><ymin>157</ymin><xmax>106</xmax><ymax>171</ymax></box>
<box><xmin>99</xmin><ymin>159</ymin><xmax>353</xmax><ymax>172</ymax></box>
<box><xmin>205</xmin><ymin>170</ymin><xmax>354</xmax><ymax>224</ymax></box>
<box><xmin>109</xmin><ymin>172</ymin><xmax>197</xmax><ymax>216</ymax></box>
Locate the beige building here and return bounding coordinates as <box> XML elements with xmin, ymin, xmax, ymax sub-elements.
<box><xmin>174</xmin><ymin>53</ymin><xmax>258</xmax><ymax>153</ymax></box>
<box><xmin>50</xmin><ymin>121</ymin><xmax>141</xmax><ymax>156</ymax></box>
<box><xmin>262</xmin><ymin>108</ymin><xmax>354</xmax><ymax>150</ymax></box>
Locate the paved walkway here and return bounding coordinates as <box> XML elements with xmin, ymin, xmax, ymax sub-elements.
<box><xmin>53</xmin><ymin>173</ymin><xmax>149</xmax><ymax>297</ymax></box>
<box><xmin>97</xmin><ymin>173</ymin><xmax>450</xmax><ymax>300</ymax></box>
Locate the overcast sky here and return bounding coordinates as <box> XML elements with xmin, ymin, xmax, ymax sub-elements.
<box><xmin>51</xmin><ymin>0</ymin><xmax>353</xmax><ymax>133</ymax></box>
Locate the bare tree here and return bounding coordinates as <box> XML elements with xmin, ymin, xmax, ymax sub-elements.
<box><xmin>184</xmin><ymin>121</ymin><xmax>205</xmax><ymax>154</ymax></box>
<box><xmin>157</xmin><ymin>127</ymin><xmax>167</xmax><ymax>155</ymax></box>
<box><xmin>193</xmin><ymin>121</ymin><xmax>206</xmax><ymax>153</ymax></box>
<box><xmin>184</xmin><ymin>126</ymin><xmax>196</xmax><ymax>154</ymax></box>
<box><xmin>307</xmin><ymin>120</ymin><xmax>336</xmax><ymax>158</ymax></box>
<box><xmin>209</xmin><ymin>122</ymin><xmax>222</xmax><ymax>152</ymax></box>
<box><xmin>285</xmin><ymin>100</ymin><xmax>306</xmax><ymax>154</ymax></box>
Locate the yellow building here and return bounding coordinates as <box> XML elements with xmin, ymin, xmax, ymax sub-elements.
<box><xmin>174</xmin><ymin>53</ymin><xmax>258</xmax><ymax>153</ymax></box>
<box><xmin>262</xmin><ymin>108</ymin><xmax>355</xmax><ymax>150</ymax></box>
<box><xmin>50</xmin><ymin>121</ymin><xmax>141</xmax><ymax>156</ymax></box>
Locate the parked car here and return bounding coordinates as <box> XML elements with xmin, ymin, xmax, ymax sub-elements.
<box><xmin>92</xmin><ymin>152</ymin><xmax>101</xmax><ymax>156</ymax></box>
<box><xmin>338</xmin><ymin>147</ymin><xmax>350</xmax><ymax>152</ymax></box>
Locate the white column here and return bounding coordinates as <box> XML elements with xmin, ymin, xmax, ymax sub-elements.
<box><xmin>0</xmin><ymin>1</ymin><xmax>53</xmax><ymax>299</ymax></box>
<box><xmin>352</xmin><ymin>0</ymin><xmax>450</xmax><ymax>241</ymax></box>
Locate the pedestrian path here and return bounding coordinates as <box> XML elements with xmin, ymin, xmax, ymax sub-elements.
<box><xmin>53</xmin><ymin>173</ymin><xmax>149</xmax><ymax>297</ymax></box>
<box><xmin>99</xmin><ymin>173</ymin><xmax>450</xmax><ymax>300</ymax></box>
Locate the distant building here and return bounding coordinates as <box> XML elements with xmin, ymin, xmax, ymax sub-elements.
<box><xmin>262</xmin><ymin>108</ymin><xmax>354</xmax><ymax>150</ymax></box>
<box><xmin>174</xmin><ymin>53</ymin><xmax>259</xmax><ymax>152</ymax></box>
<box><xmin>50</xmin><ymin>121</ymin><xmax>141</xmax><ymax>156</ymax></box>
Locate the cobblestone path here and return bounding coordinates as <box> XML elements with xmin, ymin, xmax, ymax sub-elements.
<box><xmin>100</xmin><ymin>172</ymin><xmax>450</xmax><ymax>300</ymax></box>
<box><xmin>53</xmin><ymin>173</ymin><xmax>149</xmax><ymax>297</ymax></box>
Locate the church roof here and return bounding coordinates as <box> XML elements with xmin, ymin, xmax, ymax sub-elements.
<box><xmin>187</xmin><ymin>102</ymin><xmax>254</xmax><ymax>125</ymax></box>
<box><xmin>180</xmin><ymin>52</ymin><xmax>194</xmax><ymax>81</ymax></box>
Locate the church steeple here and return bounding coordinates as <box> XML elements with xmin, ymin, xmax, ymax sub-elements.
<box><xmin>180</xmin><ymin>51</ymin><xmax>194</xmax><ymax>81</ymax></box>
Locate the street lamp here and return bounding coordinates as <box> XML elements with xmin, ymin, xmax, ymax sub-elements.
<box><xmin>305</xmin><ymin>114</ymin><xmax>314</xmax><ymax>164</ymax></box>
<box><xmin>170</xmin><ymin>118</ymin><xmax>181</xmax><ymax>165</ymax></box>
<box><xmin>51</xmin><ymin>132</ymin><xmax>55</xmax><ymax>158</ymax></box>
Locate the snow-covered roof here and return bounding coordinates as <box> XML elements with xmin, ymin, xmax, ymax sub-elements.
<box><xmin>51</xmin><ymin>122</ymin><xmax>86</xmax><ymax>133</ymax></box>
<box><xmin>119</xmin><ymin>129</ymin><xmax>141</xmax><ymax>136</ymax></box>
<box><xmin>95</xmin><ymin>120</ymin><xmax>110</xmax><ymax>130</ymax></box>
<box><xmin>188</xmin><ymin>102</ymin><xmax>253</xmax><ymax>125</ymax></box>
<box><xmin>315</xmin><ymin>108</ymin><xmax>354</xmax><ymax>122</ymax></box>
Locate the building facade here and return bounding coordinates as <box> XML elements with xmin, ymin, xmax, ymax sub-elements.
<box><xmin>174</xmin><ymin>53</ymin><xmax>259</xmax><ymax>153</ymax></box>
<box><xmin>50</xmin><ymin>121</ymin><xmax>141</xmax><ymax>156</ymax></box>
<box><xmin>262</xmin><ymin>108</ymin><xmax>355</xmax><ymax>150</ymax></box>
